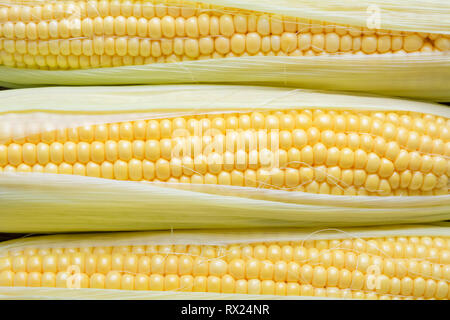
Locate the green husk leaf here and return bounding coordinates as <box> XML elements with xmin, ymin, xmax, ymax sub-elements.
<box><xmin>1</xmin><ymin>55</ymin><xmax>449</xmax><ymax>101</ymax></box>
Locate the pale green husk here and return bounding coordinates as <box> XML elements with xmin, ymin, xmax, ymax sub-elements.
<box><xmin>0</xmin><ymin>288</ymin><xmax>319</xmax><ymax>300</ymax></box>
<box><xmin>0</xmin><ymin>0</ymin><xmax>449</xmax><ymax>100</ymax></box>
<box><xmin>200</xmin><ymin>0</ymin><xmax>450</xmax><ymax>34</ymax></box>
<box><xmin>0</xmin><ymin>223</ymin><xmax>448</xmax><ymax>299</ymax></box>
<box><xmin>1</xmin><ymin>54</ymin><xmax>449</xmax><ymax>101</ymax></box>
<box><xmin>0</xmin><ymin>85</ymin><xmax>449</xmax><ymax>233</ymax></box>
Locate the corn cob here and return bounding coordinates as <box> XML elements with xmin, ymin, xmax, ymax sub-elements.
<box><xmin>0</xmin><ymin>0</ymin><xmax>448</xmax><ymax>70</ymax></box>
<box><xmin>1</xmin><ymin>107</ymin><xmax>449</xmax><ymax>196</ymax></box>
<box><xmin>0</xmin><ymin>85</ymin><xmax>449</xmax><ymax>233</ymax></box>
<box><xmin>0</xmin><ymin>225</ymin><xmax>449</xmax><ymax>299</ymax></box>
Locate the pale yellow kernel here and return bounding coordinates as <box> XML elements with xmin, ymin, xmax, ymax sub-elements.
<box><xmin>339</xmin><ymin>148</ymin><xmax>354</xmax><ymax>169</ymax></box>
<box><xmin>404</xmin><ymin>35</ymin><xmax>424</xmax><ymax>52</ymax></box>
<box><xmin>325</xmin><ymin>33</ymin><xmax>340</xmax><ymax>53</ymax></box>
<box><xmin>435</xmin><ymin>37</ymin><xmax>450</xmax><ymax>51</ymax></box>
<box><xmin>312</xmin><ymin>266</ymin><xmax>327</xmax><ymax>288</ymax></box>
<box><xmin>230</xmin><ymin>34</ymin><xmax>245</xmax><ymax>55</ymax></box>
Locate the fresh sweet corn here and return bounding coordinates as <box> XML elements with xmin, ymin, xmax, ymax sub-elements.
<box><xmin>1</xmin><ymin>109</ymin><xmax>449</xmax><ymax>196</ymax></box>
<box><xmin>0</xmin><ymin>86</ymin><xmax>449</xmax><ymax>233</ymax></box>
<box><xmin>0</xmin><ymin>225</ymin><xmax>449</xmax><ymax>299</ymax></box>
<box><xmin>0</xmin><ymin>0</ymin><xmax>448</xmax><ymax>69</ymax></box>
